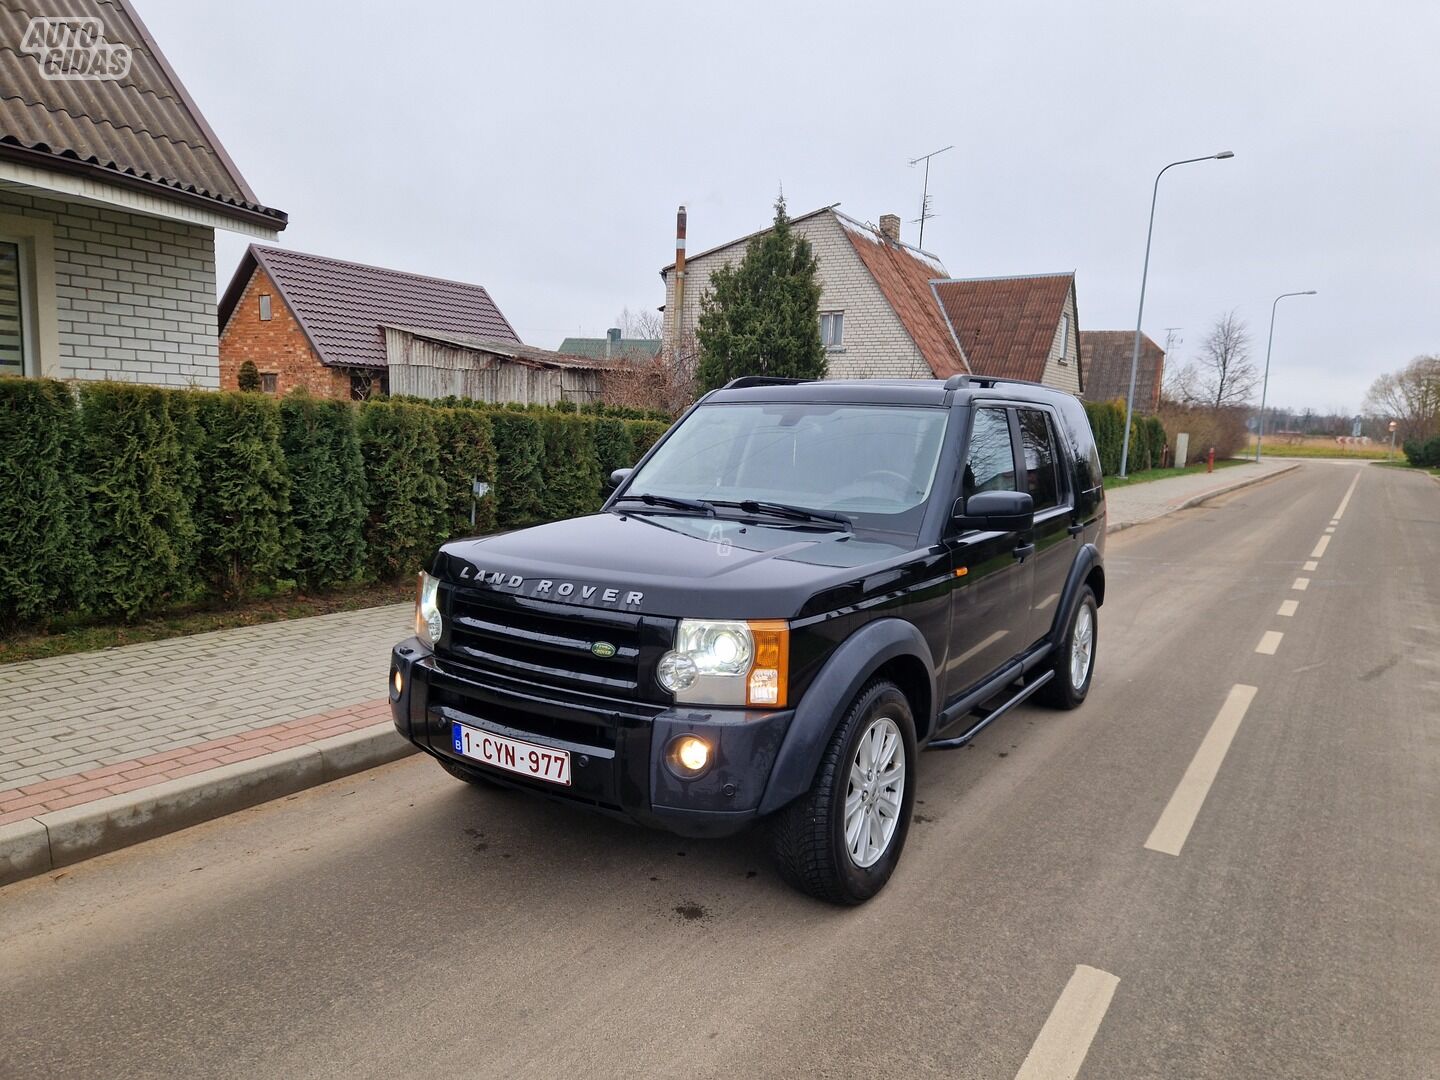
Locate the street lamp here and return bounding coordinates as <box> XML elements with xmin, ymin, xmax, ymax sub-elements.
<box><xmin>1254</xmin><ymin>290</ymin><xmax>1318</xmax><ymax>462</ymax></box>
<box><xmin>1119</xmin><ymin>150</ymin><xmax>1235</xmax><ymax>478</ymax></box>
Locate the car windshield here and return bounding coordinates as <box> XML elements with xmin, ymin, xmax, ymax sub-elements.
<box><xmin>621</xmin><ymin>402</ymin><xmax>950</xmax><ymax>533</ymax></box>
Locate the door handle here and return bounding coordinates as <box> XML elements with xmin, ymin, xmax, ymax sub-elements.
<box><xmin>1068</xmin><ymin>523</ymin><xmax>1085</xmax><ymax>537</ymax></box>
<box><xmin>1013</xmin><ymin>542</ymin><xmax>1036</xmax><ymax>560</ymax></box>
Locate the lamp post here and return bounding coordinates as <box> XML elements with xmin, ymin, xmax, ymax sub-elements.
<box><xmin>1389</xmin><ymin>419</ymin><xmax>1399</xmax><ymax>460</ymax></box>
<box><xmin>1254</xmin><ymin>290</ymin><xmax>1318</xmax><ymax>462</ymax></box>
<box><xmin>1119</xmin><ymin>151</ymin><xmax>1235</xmax><ymax>478</ymax></box>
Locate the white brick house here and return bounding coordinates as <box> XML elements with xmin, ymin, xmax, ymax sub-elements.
<box><xmin>0</xmin><ymin>0</ymin><xmax>285</xmax><ymax>387</ymax></box>
<box><xmin>661</xmin><ymin>205</ymin><xmax>1085</xmax><ymax>394</ymax></box>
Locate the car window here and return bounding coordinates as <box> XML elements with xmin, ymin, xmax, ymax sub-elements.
<box><xmin>1018</xmin><ymin>408</ymin><xmax>1063</xmax><ymax>511</ymax></box>
<box><xmin>963</xmin><ymin>408</ymin><xmax>1017</xmax><ymax>500</ymax></box>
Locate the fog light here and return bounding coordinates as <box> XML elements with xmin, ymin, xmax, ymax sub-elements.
<box><xmin>666</xmin><ymin>735</ymin><xmax>712</xmax><ymax>778</ymax></box>
<box><xmin>391</xmin><ymin>669</ymin><xmax>403</xmax><ymax>697</ymax></box>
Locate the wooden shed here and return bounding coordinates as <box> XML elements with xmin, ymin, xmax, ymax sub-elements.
<box><xmin>383</xmin><ymin>326</ymin><xmax>612</xmax><ymax>405</ymax></box>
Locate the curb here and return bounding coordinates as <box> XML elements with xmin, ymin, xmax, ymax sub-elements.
<box><xmin>1105</xmin><ymin>463</ymin><xmax>1302</xmax><ymax>535</ymax></box>
<box><xmin>1</xmin><ymin>722</ymin><xmax>415</xmax><ymax>887</ymax></box>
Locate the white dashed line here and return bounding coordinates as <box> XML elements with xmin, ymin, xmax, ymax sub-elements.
<box><xmin>1015</xmin><ymin>966</ymin><xmax>1121</xmax><ymax>1080</ymax></box>
<box><xmin>1293</xmin><ymin>577</ymin><xmax>1310</xmax><ymax>591</ymax></box>
<box><xmin>1311</xmin><ymin>536</ymin><xmax>1331</xmax><ymax>558</ymax></box>
<box><xmin>1278</xmin><ymin>600</ymin><xmax>1299</xmax><ymax>617</ymax></box>
<box><xmin>1146</xmin><ymin>684</ymin><xmax>1259</xmax><ymax>856</ymax></box>
<box><xmin>1256</xmin><ymin>631</ymin><xmax>1283</xmax><ymax>655</ymax></box>
<box><xmin>1324</xmin><ymin>527</ymin><xmax>1335</xmax><ymax>534</ymax></box>
<box><xmin>1303</xmin><ymin>561</ymin><xmax>1318</xmax><ymax>572</ymax></box>
<box><xmin>1333</xmin><ymin>470</ymin><xmax>1362</xmax><ymax>520</ymax></box>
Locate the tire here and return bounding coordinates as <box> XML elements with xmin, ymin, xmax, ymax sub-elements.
<box><xmin>438</xmin><ymin>757</ymin><xmax>504</xmax><ymax>787</ymax></box>
<box><xmin>1037</xmin><ymin>585</ymin><xmax>1098</xmax><ymax>710</ymax></box>
<box><xmin>770</xmin><ymin>680</ymin><xmax>917</xmax><ymax>905</ymax></box>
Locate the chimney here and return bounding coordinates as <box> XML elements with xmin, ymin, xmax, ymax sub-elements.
<box><xmin>878</xmin><ymin>214</ymin><xmax>901</xmax><ymax>243</ymax></box>
<box><xmin>606</xmin><ymin>327</ymin><xmax>621</xmax><ymax>360</ymax></box>
<box><xmin>673</xmin><ymin>205</ymin><xmax>688</xmax><ymax>342</ymax></box>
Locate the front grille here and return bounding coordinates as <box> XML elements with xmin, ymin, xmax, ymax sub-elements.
<box><xmin>442</xmin><ymin>586</ymin><xmax>660</xmax><ymax>701</ymax></box>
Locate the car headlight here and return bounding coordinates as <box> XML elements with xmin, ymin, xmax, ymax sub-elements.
<box><xmin>415</xmin><ymin>571</ymin><xmax>442</xmax><ymax>648</ymax></box>
<box><xmin>657</xmin><ymin>619</ymin><xmax>789</xmax><ymax>707</ymax></box>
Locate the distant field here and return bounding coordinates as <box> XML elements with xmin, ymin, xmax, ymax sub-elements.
<box><xmin>1248</xmin><ymin>436</ymin><xmax>1396</xmax><ymax>460</ymax></box>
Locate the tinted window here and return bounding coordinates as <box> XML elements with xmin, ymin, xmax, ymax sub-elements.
<box><xmin>964</xmin><ymin>408</ymin><xmax>1017</xmax><ymax>500</ymax></box>
<box><xmin>1018</xmin><ymin>409</ymin><xmax>1063</xmax><ymax>511</ymax></box>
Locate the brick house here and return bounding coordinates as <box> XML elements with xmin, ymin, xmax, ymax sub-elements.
<box><xmin>1079</xmin><ymin>330</ymin><xmax>1165</xmax><ymax>410</ymax></box>
<box><xmin>660</xmin><ymin>205</ymin><xmax>1083</xmax><ymax>393</ymax></box>
<box><xmin>217</xmin><ymin>245</ymin><xmax>519</xmax><ymax>399</ymax></box>
<box><xmin>0</xmin><ymin>0</ymin><xmax>285</xmax><ymax>386</ymax></box>
<box><xmin>931</xmin><ymin>273</ymin><xmax>1082</xmax><ymax>394</ymax></box>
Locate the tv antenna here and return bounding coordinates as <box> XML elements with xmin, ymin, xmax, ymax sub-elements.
<box><xmin>1163</xmin><ymin>327</ymin><xmax>1183</xmax><ymax>356</ymax></box>
<box><xmin>908</xmin><ymin>145</ymin><xmax>952</xmax><ymax>250</ymax></box>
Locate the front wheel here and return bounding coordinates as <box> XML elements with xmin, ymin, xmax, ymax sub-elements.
<box><xmin>770</xmin><ymin>680</ymin><xmax>917</xmax><ymax>905</ymax></box>
<box><xmin>1037</xmin><ymin>585</ymin><xmax>1098</xmax><ymax>709</ymax></box>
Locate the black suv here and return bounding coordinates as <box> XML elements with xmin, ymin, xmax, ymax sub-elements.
<box><xmin>390</xmin><ymin>375</ymin><xmax>1105</xmax><ymax>904</ymax></box>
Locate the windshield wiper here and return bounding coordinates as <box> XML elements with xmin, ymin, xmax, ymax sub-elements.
<box><xmin>712</xmin><ymin>499</ymin><xmax>852</xmax><ymax>530</ymax></box>
<box><xmin>613</xmin><ymin>492</ymin><xmax>716</xmax><ymax>516</ymax></box>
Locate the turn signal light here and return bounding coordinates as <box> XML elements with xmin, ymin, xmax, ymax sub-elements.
<box><xmin>746</xmin><ymin>620</ymin><xmax>789</xmax><ymax>707</ymax></box>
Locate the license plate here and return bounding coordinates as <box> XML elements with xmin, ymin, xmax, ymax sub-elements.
<box><xmin>451</xmin><ymin>722</ymin><xmax>571</xmax><ymax>786</ymax></box>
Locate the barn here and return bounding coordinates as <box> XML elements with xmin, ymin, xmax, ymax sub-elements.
<box><xmin>383</xmin><ymin>326</ymin><xmax>613</xmax><ymax>405</ymax></box>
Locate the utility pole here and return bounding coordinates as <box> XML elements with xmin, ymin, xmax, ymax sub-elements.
<box><xmin>908</xmin><ymin>145</ymin><xmax>952</xmax><ymax>250</ymax></box>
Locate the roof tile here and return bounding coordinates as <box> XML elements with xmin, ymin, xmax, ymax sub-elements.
<box><xmin>931</xmin><ymin>274</ymin><xmax>1075</xmax><ymax>383</ymax></box>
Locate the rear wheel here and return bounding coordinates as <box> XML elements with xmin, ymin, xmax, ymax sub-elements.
<box><xmin>770</xmin><ymin>680</ymin><xmax>917</xmax><ymax>905</ymax></box>
<box><xmin>1037</xmin><ymin>585</ymin><xmax>1097</xmax><ymax>709</ymax></box>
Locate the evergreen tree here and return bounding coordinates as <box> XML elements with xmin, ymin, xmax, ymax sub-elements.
<box><xmin>695</xmin><ymin>196</ymin><xmax>826</xmax><ymax>391</ymax></box>
<box><xmin>237</xmin><ymin>360</ymin><xmax>262</xmax><ymax>392</ymax></box>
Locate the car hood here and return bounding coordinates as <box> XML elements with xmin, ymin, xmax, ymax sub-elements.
<box><xmin>432</xmin><ymin>511</ymin><xmax>929</xmax><ymax>620</ymax></box>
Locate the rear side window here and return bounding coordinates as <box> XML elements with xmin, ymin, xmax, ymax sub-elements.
<box><xmin>1018</xmin><ymin>409</ymin><xmax>1064</xmax><ymax>511</ymax></box>
<box><xmin>964</xmin><ymin>407</ymin><xmax>1017</xmax><ymax>500</ymax></box>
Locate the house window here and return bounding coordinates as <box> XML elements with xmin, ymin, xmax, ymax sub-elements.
<box><xmin>0</xmin><ymin>239</ymin><xmax>31</xmax><ymax>377</ymax></box>
<box><xmin>260</xmin><ymin>372</ymin><xmax>278</xmax><ymax>393</ymax></box>
<box><xmin>350</xmin><ymin>371</ymin><xmax>379</xmax><ymax>400</ymax></box>
<box><xmin>258</xmin><ymin>293</ymin><xmax>273</xmax><ymax>321</ymax></box>
<box><xmin>1056</xmin><ymin>313</ymin><xmax>1070</xmax><ymax>364</ymax></box>
<box><xmin>820</xmin><ymin>311</ymin><xmax>844</xmax><ymax>350</ymax></box>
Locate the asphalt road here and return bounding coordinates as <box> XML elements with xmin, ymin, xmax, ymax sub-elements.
<box><xmin>2</xmin><ymin>463</ymin><xmax>1436</xmax><ymax>1080</ymax></box>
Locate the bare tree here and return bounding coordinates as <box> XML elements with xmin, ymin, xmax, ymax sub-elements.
<box><xmin>1166</xmin><ymin>311</ymin><xmax>1259</xmax><ymax>409</ymax></box>
<box><xmin>614</xmin><ymin>306</ymin><xmax>664</xmax><ymax>342</ymax></box>
<box><xmin>1364</xmin><ymin>354</ymin><xmax>1440</xmax><ymax>442</ymax></box>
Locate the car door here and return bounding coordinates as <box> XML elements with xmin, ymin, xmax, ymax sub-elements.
<box><xmin>1016</xmin><ymin>406</ymin><xmax>1075</xmax><ymax>646</ymax></box>
<box><xmin>942</xmin><ymin>405</ymin><xmax>1035</xmax><ymax>703</ymax></box>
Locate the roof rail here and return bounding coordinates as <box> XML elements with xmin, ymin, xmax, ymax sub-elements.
<box><xmin>944</xmin><ymin>374</ymin><xmax>1048</xmax><ymax>391</ymax></box>
<box><xmin>723</xmin><ymin>376</ymin><xmax>813</xmax><ymax>389</ymax></box>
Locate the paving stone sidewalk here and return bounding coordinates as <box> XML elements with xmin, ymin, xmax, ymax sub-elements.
<box><xmin>0</xmin><ymin>460</ymin><xmax>1299</xmax><ymax>833</ymax></box>
<box><xmin>0</xmin><ymin>604</ymin><xmax>412</xmax><ymax>824</ymax></box>
<box><xmin>1103</xmin><ymin>458</ymin><xmax>1298</xmax><ymax>531</ymax></box>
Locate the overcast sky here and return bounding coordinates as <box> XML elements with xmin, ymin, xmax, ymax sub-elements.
<box><xmin>146</xmin><ymin>0</ymin><xmax>1438</xmax><ymax>414</ymax></box>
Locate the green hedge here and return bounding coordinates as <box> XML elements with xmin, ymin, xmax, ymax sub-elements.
<box><xmin>1083</xmin><ymin>399</ymin><xmax>1167</xmax><ymax>475</ymax></box>
<box><xmin>0</xmin><ymin>378</ymin><xmax>674</xmax><ymax>631</ymax></box>
<box><xmin>1404</xmin><ymin>435</ymin><xmax>1440</xmax><ymax>468</ymax></box>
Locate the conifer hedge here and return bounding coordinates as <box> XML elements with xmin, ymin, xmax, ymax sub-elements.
<box><xmin>0</xmin><ymin>379</ymin><xmax>88</xmax><ymax>628</ymax></box>
<box><xmin>1083</xmin><ymin>400</ymin><xmax>1167</xmax><ymax>475</ymax></box>
<box><xmin>0</xmin><ymin>378</ymin><xmax>673</xmax><ymax>631</ymax></box>
<box><xmin>281</xmin><ymin>394</ymin><xmax>368</xmax><ymax>590</ymax></box>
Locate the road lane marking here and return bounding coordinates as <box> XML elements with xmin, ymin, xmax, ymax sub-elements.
<box><xmin>1293</xmin><ymin>577</ymin><xmax>1310</xmax><ymax>591</ymax></box>
<box><xmin>1145</xmin><ymin>684</ymin><xmax>1259</xmax><ymax>856</ymax></box>
<box><xmin>1015</xmin><ymin>966</ymin><xmax>1120</xmax><ymax>1080</ymax></box>
<box><xmin>1303</xmin><ymin>560</ymin><xmax>1318</xmax><ymax>571</ymax></box>
<box><xmin>1278</xmin><ymin>600</ymin><xmax>1299</xmax><ymax>617</ymax></box>
<box><xmin>1329</xmin><ymin>519</ymin><xmax>1339</xmax><ymax>526</ymax></box>
<box><xmin>1324</xmin><ymin>527</ymin><xmax>1335</xmax><ymax>534</ymax></box>
<box><xmin>1311</xmin><ymin>536</ymin><xmax>1331</xmax><ymax>558</ymax></box>
<box><xmin>1333</xmin><ymin>470</ymin><xmax>1361</xmax><ymax>520</ymax></box>
<box><xmin>1256</xmin><ymin>631</ymin><xmax>1283</xmax><ymax>655</ymax></box>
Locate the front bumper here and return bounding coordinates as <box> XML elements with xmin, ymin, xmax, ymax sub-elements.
<box><xmin>390</xmin><ymin>639</ymin><xmax>793</xmax><ymax>837</ymax></box>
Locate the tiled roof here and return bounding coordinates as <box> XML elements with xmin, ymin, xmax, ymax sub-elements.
<box><xmin>557</xmin><ymin>337</ymin><xmax>661</xmax><ymax>362</ymax></box>
<box><xmin>386</xmin><ymin>327</ymin><xmax>614</xmax><ymax>370</ymax></box>
<box><xmin>0</xmin><ymin>0</ymin><xmax>285</xmax><ymax>229</ymax></box>
<box><xmin>834</xmin><ymin>212</ymin><xmax>968</xmax><ymax>379</ymax></box>
<box><xmin>219</xmin><ymin>245</ymin><xmax>519</xmax><ymax>369</ymax></box>
<box><xmin>930</xmin><ymin>273</ymin><xmax>1075</xmax><ymax>384</ymax></box>
<box><xmin>1080</xmin><ymin>330</ymin><xmax>1165</xmax><ymax>409</ymax></box>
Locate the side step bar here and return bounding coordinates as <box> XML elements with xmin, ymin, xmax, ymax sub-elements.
<box><xmin>925</xmin><ymin>670</ymin><xmax>1055</xmax><ymax>751</ymax></box>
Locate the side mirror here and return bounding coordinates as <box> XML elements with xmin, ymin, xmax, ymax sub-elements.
<box><xmin>953</xmin><ymin>490</ymin><xmax>1034</xmax><ymax>532</ymax></box>
<box><xmin>608</xmin><ymin>467</ymin><xmax>633</xmax><ymax>490</ymax></box>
